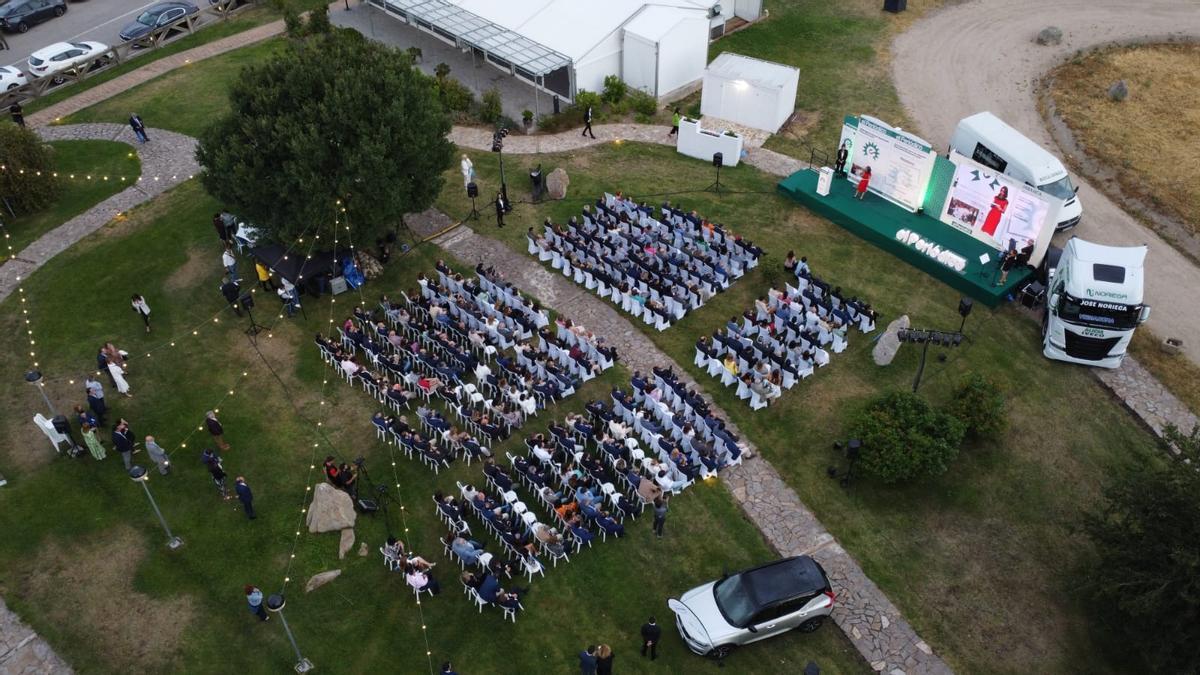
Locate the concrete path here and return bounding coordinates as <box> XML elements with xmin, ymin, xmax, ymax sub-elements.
<box><xmin>0</xmin><ymin>598</ymin><xmax>72</xmax><ymax>674</ymax></box>
<box><xmin>0</xmin><ymin>124</ymin><xmax>200</xmax><ymax>304</ymax></box>
<box><xmin>435</xmin><ymin>225</ymin><xmax>951</xmax><ymax>675</ymax></box>
<box><xmin>891</xmin><ymin>0</ymin><xmax>1200</xmax><ymax>366</ymax></box>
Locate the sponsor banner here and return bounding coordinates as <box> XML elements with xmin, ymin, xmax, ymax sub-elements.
<box><xmin>939</xmin><ymin>152</ymin><xmax>1061</xmax><ymax>260</ymax></box>
<box><xmin>846</xmin><ymin>115</ymin><xmax>936</xmax><ymax>213</ymax></box>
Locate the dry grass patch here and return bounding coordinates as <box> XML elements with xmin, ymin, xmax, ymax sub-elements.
<box><xmin>164</xmin><ymin>246</ymin><xmax>212</xmax><ymax>292</ymax></box>
<box><xmin>19</xmin><ymin>525</ymin><xmax>196</xmax><ymax>672</ymax></box>
<box><xmin>1129</xmin><ymin>327</ymin><xmax>1200</xmax><ymax>417</ymax></box>
<box><xmin>1051</xmin><ymin>43</ymin><xmax>1200</xmax><ymax>235</ymax></box>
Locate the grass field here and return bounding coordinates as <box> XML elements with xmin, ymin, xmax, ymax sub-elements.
<box><xmin>2</xmin><ymin>140</ymin><xmax>139</xmax><ymax>254</ymax></box>
<box><xmin>0</xmin><ymin>179</ymin><xmax>866</xmax><ymax>674</ymax></box>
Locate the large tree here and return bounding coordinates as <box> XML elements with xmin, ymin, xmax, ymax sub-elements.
<box><xmin>196</xmin><ymin>26</ymin><xmax>454</xmax><ymax>243</ymax></box>
<box><xmin>1082</xmin><ymin>424</ymin><xmax>1200</xmax><ymax>672</ymax></box>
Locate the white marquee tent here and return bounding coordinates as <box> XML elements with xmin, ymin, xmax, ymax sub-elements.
<box><xmin>374</xmin><ymin>0</ymin><xmax>762</xmax><ymax>100</ymax></box>
<box><xmin>700</xmin><ymin>52</ymin><xmax>799</xmax><ymax>133</ymax></box>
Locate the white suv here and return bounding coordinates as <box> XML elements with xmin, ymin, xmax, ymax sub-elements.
<box><xmin>27</xmin><ymin>41</ymin><xmax>110</xmax><ymax>82</ymax></box>
<box><xmin>669</xmin><ymin>555</ymin><xmax>836</xmax><ymax>658</ymax></box>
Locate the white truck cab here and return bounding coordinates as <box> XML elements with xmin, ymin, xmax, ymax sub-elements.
<box><xmin>1043</xmin><ymin>238</ymin><xmax>1150</xmax><ymax>369</ymax></box>
<box><xmin>950</xmin><ymin>112</ymin><xmax>1082</xmax><ymax>230</ymax></box>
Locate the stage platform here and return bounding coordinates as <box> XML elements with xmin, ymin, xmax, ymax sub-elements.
<box><xmin>778</xmin><ymin>169</ymin><xmax>1029</xmax><ymax>307</ymax></box>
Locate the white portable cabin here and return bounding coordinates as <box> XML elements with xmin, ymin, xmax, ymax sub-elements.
<box><xmin>622</xmin><ymin>6</ymin><xmax>710</xmax><ymax>100</ymax></box>
<box><xmin>699</xmin><ymin>52</ymin><xmax>799</xmax><ymax>133</ymax></box>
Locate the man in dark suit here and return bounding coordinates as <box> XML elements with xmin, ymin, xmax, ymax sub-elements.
<box><xmin>495</xmin><ymin>193</ymin><xmax>507</xmax><ymax>228</ymax></box>
<box><xmin>235</xmin><ymin>476</ymin><xmax>255</xmax><ymax>519</ymax></box>
<box><xmin>579</xmin><ymin>645</ymin><xmax>598</xmax><ymax>674</ymax></box>
<box><xmin>582</xmin><ymin>106</ymin><xmax>595</xmax><ymax>139</ymax></box>
<box><xmin>641</xmin><ymin>616</ymin><xmax>662</xmax><ymax>660</ymax></box>
<box><xmin>112</xmin><ymin>419</ymin><xmax>135</xmax><ymax>470</ymax></box>
<box><xmin>220</xmin><ymin>276</ymin><xmax>242</xmax><ymax>316</ymax></box>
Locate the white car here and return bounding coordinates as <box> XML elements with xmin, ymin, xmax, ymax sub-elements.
<box><xmin>27</xmin><ymin>41</ymin><xmax>110</xmax><ymax>81</ymax></box>
<box><xmin>0</xmin><ymin>65</ymin><xmax>28</xmax><ymax>90</ymax></box>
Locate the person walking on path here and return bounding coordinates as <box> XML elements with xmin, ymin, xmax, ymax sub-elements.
<box><xmin>130</xmin><ymin>294</ymin><xmax>152</xmax><ymax>333</ymax></box>
<box><xmin>206</xmin><ymin>411</ymin><xmax>230</xmax><ymax>450</ymax></box>
<box><xmin>112</xmin><ymin>419</ymin><xmax>136</xmax><ymax>470</ymax></box>
<box><xmin>855</xmin><ymin>166</ymin><xmax>872</xmax><ymax>201</ymax></box>
<box><xmin>145</xmin><ymin>435</ymin><xmax>170</xmax><ymax>475</ymax></box>
<box><xmin>582</xmin><ymin>105</ymin><xmax>595</xmax><ymax>139</ymax></box>
<box><xmin>220</xmin><ymin>276</ymin><xmax>242</xmax><ymax>316</ymax></box>
<box><xmin>255</xmin><ymin>260</ymin><xmax>277</xmax><ymax>293</ymax></box>
<box><xmin>222</xmin><ymin>246</ymin><xmax>239</xmax><ymax>281</ymax></box>
<box><xmin>245</xmin><ymin>585</ymin><xmax>270</xmax><ymax>621</ymax></box>
<box><xmin>640</xmin><ymin>617</ymin><xmax>661</xmax><ymax>660</ymax></box>
<box><xmin>10</xmin><ymin>103</ymin><xmax>23</xmax><ymax>128</ymax></box>
<box><xmin>596</xmin><ymin>644</ymin><xmax>614</xmax><ymax>675</ymax></box>
<box><xmin>235</xmin><ymin>476</ymin><xmax>256</xmax><ymax>519</ymax></box>
<box><xmin>81</xmin><ymin>423</ymin><xmax>107</xmax><ymax>460</ymax></box>
<box><xmin>579</xmin><ymin>645</ymin><xmax>598</xmax><ymax>675</ymax></box>
<box><xmin>129</xmin><ymin>113</ymin><xmax>148</xmax><ymax>143</ymax></box>
<box><xmin>652</xmin><ymin>497</ymin><xmax>668</xmax><ymax>539</ymax></box>
<box><xmin>84</xmin><ymin>376</ymin><xmax>107</xmax><ymax>425</ymax></box>
<box><xmin>202</xmin><ymin>448</ymin><xmax>229</xmax><ymax>498</ymax></box>
<box><xmin>668</xmin><ymin>108</ymin><xmax>681</xmax><ymax>138</ymax></box>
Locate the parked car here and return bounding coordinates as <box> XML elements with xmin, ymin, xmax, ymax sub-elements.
<box><xmin>668</xmin><ymin>556</ymin><xmax>836</xmax><ymax>658</ymax></box>
<box><xmin>118</xmin><ymin>1</ymin><xmax>198</xmax><ymax>43</ymax></box>
<box><xmin>0</xmin><ymin>65</ymin><xmax>28</xmax><ymax>90</ymax></box>
<box><xmin>27</xmin><ymin>41</ymin><xmax>110</xmax><ymax>82</ymax></box>
<box><xmin>0</xmin><ymin>0</ymin><xmax>67</xmax><ymax>34</ymax></box>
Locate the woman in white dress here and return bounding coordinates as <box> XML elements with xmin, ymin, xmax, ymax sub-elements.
<box><xmin>103</xmin><ymin>342</ymin><xmax>132</xmax><ymax>396</ymax></box>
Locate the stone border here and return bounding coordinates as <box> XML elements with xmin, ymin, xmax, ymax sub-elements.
<box><xmin>0</xmin><ymin>598</ymin><xmax>72</xmax><ymax>674</ymax></box>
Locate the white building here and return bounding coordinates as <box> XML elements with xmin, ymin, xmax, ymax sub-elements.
<box><xmin>700</xmin><ymin>52</ymin><xmax>799</xmax><ymax>133</ymax></box>
<box><xmin>372</xmin><ymin>0</ymin><xmax>763</xmax><ymax>101</ymax></box>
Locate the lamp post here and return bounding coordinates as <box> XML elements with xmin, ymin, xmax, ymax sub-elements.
<box><xmin>266</xmin><ymin>594</ymin><xmax>314</xmax><ymax>673</ymax></box>
<box><xmin>128</xmin><ymin>465</ymin><xmax>184</xmax><ymax>550</ymax></box>
<box><xmin>491</xmin><ymin>127</ymin><xmax>510</xmax><ymax>209</ymax></box>
<box><xmin>24</xmin><ymin>370</ymin><xmax>58</xmax><ymax>417</ymax></box>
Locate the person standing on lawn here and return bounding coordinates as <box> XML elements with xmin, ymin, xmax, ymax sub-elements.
<box><xmin>235</xmin><ymin>476</ymin><xmax>255</xmax><ymax>519</ymax></box>
<box><xmin>112</xmin><ymin>419</ymin><xmax>136</xmax><ymax>470</ymax></box>
<box><xmin>222</xmin><ymin>246</ymin><xmax>239</xmax><ymax>281</ymax></box>
<box><xmin>10</xmin><ymin>103</ymin><xmax>23</xmax><ymax>128</ymax></box>
<box><xmin>144</xmin><ymin>435</ymin><xmax>170</xmax><ymax>475</ymax></box>
<box><xmin>220</xmin><ymin>276</ymin><xmax>242</xmax><ymax>317</ymax></box>
<box><xmin>130</xmin><ymin>294</ymin><xmax>151</xmax><ymax>333</ymax></box>
<box><xmin>579</xmin><ymin>645</ymin><xmax>598</xmax><ymax>675</ymax></box>
<box><xmin>640</xmin><ymin>616</ymin><xmax>661</xmax><ymax>660</ymax></box>
<box><xmin>255</xmin><ymin>260</ymin><xmax>277</xmax><ymax>293</ymax></box>
<box><xmin>206</xmin><ymin>410</ymin><xmax>230</xmax><ymax>451</ymax></box>
<box><xmin>245</xmin><ymin>585</ymin><xmax>269</xmax><ymax>621</ymax></box>
<box><xmin>201</xmin><ymin>448</ymin><xmax>229</xmax><ymax>498</ymax></box>
<box><xmin>652</xmin><ymin>497</ymin><xmax>668</xmax><ymax>538</ymax></box>
<box><xmin>81</xmin><ymin>423</ymin><xmax>107</xmax><ymax>460</ymax></box>
<box><xmin>84</xmin><ymin>375</ymin><xmax>107</xmax><ymax>426</ymax></box>
<box><xmin>596</xmin><ymin>644</ymin><xmax>614</xmax><ymax>675</ymax></box>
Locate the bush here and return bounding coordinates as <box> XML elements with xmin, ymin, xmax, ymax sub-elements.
<box><xmin>436</xmin><ymin>76</ymin><xmax>474</xmax><ymax>113</ymax></box>
<box><xmin>535</xmin><ymin>111</ymin><xmax>579</xmax><ymax>133</ymax></box>
<box><xmin>479</xmin><ymin>88</ymin><xmax>503</xmax><ymax>124</ymax></box>
<box><xmin>434</xmin><ymin>62</ymin><xmax>451</xmax><ymax>80</ymax></box>
<box><xmin>685</xmin><ymin>100</ymin><xmax>701</xmax><ymax>118</ymax></box>
<box><xmin>629</xmin><ymin>90</ymin><xmax>658</xmax><ymax>117</ymax></box>
<box><xmin>406</xmin><ymin>46</ymin><xmax>422</xmax><ymax>63</ymax></box>
<box><xmin>945</xmin><ymin>373</ymin><xmax>1007</xmax><ymax>439</ymax></box>
<box><xmin>574</xmin><ymin>89</ymin><xmax>601</xmax><ymax>111</ymax></box>
<box><xmin>0</xmin><ymin>125</ymin><xmax>59</xmax><ymax>216</ymax></box>
<box><xmin>850</xmin><ymin>391</ymin><xmax>965</xmax><ymax>483</ymax></box>
<box><xmin>602</xmin><ymin>75</ymin><xmax>627</xmax><ymax>104</ymax></box>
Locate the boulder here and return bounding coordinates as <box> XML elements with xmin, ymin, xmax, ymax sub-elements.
<box><xmin>357</xmin><ymin>541</ymin><xmax>369</xmax><ymax>557</ymax></box>
<box><xmin>1107</xmin><ymin>80</ymin><xmax>1129</xmax><ymax>102</ymax></box>
<box><xmin>338</xmin><ymin>528</ymin><xmax>356</xmax><ymax>559</ymax></box>
<box><xmin>1035</xmin><ymin>26</ymin><xmax>1062</xmax><ymax>46</ymax></box>
<box><xmin>305</xmin><ymin>483</ymin><xmax>357</xmax><ymax>533</ymax></box>
<box><xmin>546</xmin><ymin>168</ymin><xmax>570</xmax><ymax>200</ymax></box>
<box><xmin>872</xmin><ymin>314</ymin><xmax>910</xmax><ymax>366</ymax></box>
<box><xmin>304</xmin><ymin>569</ymin><xmax>341</xmax><ymax>593</ymax></box>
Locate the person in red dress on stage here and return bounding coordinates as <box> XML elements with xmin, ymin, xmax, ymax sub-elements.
<box><xmin>855</xmin><ymin>166</ymin><xmax>872</xmax><ymax>200</ymax></box>
<box><xmin>981</xmin><ymin>186</ymin><xmax>1008</xmax><ymax>236</ymax></box>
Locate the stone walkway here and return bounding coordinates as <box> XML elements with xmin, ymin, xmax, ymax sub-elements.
<box><xmin>1095</xmin><ymin>358</ymin><xmax>1199</xmax><ymax>439</ymax></box>
<box><xmin>0</xmin><ymin>598</ymin><xmax>72</xmax><ymax>675</ymax></box>
<box><xmin>0</xmin><ymin>124</ymin><xmax>199</xmax><ymax>305</ymax></box>
<box><xmin>434</xmin><ymin>225</ymin><xmax>951</xmax><ymax>675</ymax></box>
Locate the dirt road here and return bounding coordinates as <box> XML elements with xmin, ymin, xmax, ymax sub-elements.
<box><xmin>891</xmin><ymin>0</ymin><xmax>1200</xmax><ymax>364</ymax></box>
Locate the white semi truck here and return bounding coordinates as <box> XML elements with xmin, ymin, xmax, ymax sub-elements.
<box><xmin>1042</xmin><ymin>238</ymin><xmax>1151</xmax><ymax>368</ymax></box>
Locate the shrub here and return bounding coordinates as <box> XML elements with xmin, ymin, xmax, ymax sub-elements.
<box><xmin>0</xmin><ymin>124</ymin><xmax>59</xmax><ymax>216</ymax></box>
<box><xmin>406</xmin><ymin>46</ymin><xmax>422</xmax><ymax>63</ymax></box>
<box><xmin>522</xmin><ymin>109</ymin><xmax>534</xmax><ymax>123</ymax></box>
<box><xmin>945</xmin><ymin>373</ymin><xmax>1007</xmax><ymax>439</ymax></box>
<box><xmin>602</xmin><ymin>75</ymin><xmax>628</xmax><ymax>104</ymax></box>
<box><xmin>574</xmin><ymin>89</ymin><xmax>601</xmax><ymax>112</ymax></box>
<box><xmin>535</xmin><ymin>111</ymin><xmax>578</xmax><ymax>133</ymax></box>
<box><xmin>479</xmin><ymin>88</ymin><xmax>503</xmax><ymax>124</ymax></box>
<box><xmin>629</xmin><ymin>90</ymin><xmax>658</xmax><ymax>117</ymax></box>
<box><xmin>685</xmin><ymin>100</ymin><xmax>701</xmax><ymax>118</ymax></box>
<box><xmin>434</xmin><ymin>62</ymin><xmax>451</xmax><ymax>81</ymax></box>
<box><xmin>850</xmin><ymin>391</ymin><xmax>965</xmax><ymax>483</ymax></box>
<box><xmin>436</xmin><ymin>76</ymin><xmax>474</xmax><ymax>113</ymax></box>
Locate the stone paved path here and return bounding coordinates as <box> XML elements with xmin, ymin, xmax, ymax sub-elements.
<box><xmin>0</xmin><ymin>598</ymin><xmax>72</xmax><ymax>675</ymax></box>
<box><xmin>435</xmin><ymin>225</ymin><xmax>952</xmax><ymax>675</ymax></box>
<box><xmin>1095</xmin><ymin>358</ymin><xmax>1199</xmax><ymax>439</ymax></box>
<box><xmin>0</xmin><ymin>123</ymin><xmax>200</xmax><ymax>304</ymax></box>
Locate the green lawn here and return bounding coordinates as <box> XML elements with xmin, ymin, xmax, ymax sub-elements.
<box><xmin>0</xmin><ymin>179</ymin><xmax>866</xmax><ymax>674</ymax></box>
<box><xmin>2</xmin><ymin>140</ymin><xmax>139</xmax><ymax>254</ymax></box>
<box><xmin>437</xmin><ymin>142</ymin><xmax>1163</xmax><ymax>675</ymax></box>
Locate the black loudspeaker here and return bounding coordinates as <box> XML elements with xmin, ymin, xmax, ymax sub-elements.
<box><xmin>51</xmin><ymin>414</ymin><xmax>71</xmax><ymax>435</ymax></box>
<box><xmin>958</xmin><ymin>297</ymin><xmax>973</xmax><ymax>318</ymax></box>
<box><xmin>356</xmin><ymin>498</ymin><xmax>380</xmax><ymax>513</ymax></box>
<box><xmin>713</xmin><ymin>152</ymin><xmax>723</xmax><ymax>168</ymax></box>
<box><xmin>883</xmin><ymin>0</ymin><xmax>907</xmax><ymax>12</ymax></box>
<box><xmin>467</xmin><ymin>182</ymin><xmax>478</xmax><ymax>198</ymax></box>
<box><xmin>240</xmin><ymin>294</ymin><xmax>255</xmax><ymax>310</ymax></box>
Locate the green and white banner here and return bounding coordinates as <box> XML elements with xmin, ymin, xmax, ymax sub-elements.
<box><xmin>843</xmin><ymin>114</ymin><xmax>936</xmax><ymax>213</ymax></box>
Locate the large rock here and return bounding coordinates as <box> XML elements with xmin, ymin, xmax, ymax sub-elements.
<box><xmin>357</xmin><ymin>541</ymin><xmax>369</xmax><ymax>557</ymax></box>
<box><xmin>338</xmin><ymin>528</ymin><xmax>355</xmax><ymax>559</ymax></box>
<box><xmin>1107</xmin><ymin>80</ymin><xmax>1129</xmax><ymax>102</ymax></box>
<box><xmin>872</xmin><ymin>314</ymin><xmax>910</xmax><ymax>366</ymax></box>
<box><xmin>305</xmin><ymin>483</ymin><xmax>357</xmax><ymax>533</ymax></box>
<box><xmin>305</xmin><ymin>569</ymin><xmax>341</xmax><ymax>593</ymax></box>
<box><xmin>1035</xmin><ymin>26</ymin><xmax>1062</xmax><ymax>46</ymax></box>
<box><xmin>546</xmin><ymin>168</ymin><xmax>570</xmax><ymax>200</ymax></box>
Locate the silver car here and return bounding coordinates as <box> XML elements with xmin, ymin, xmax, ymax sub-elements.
<box><xmin>669</xmin><ymin>555</ymin><xmax>836</xmax><ymax>658</ymax></box>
